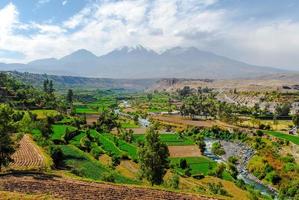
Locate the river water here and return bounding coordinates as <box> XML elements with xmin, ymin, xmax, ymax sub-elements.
<box><xmin>204</xmin><ymin>139</ymin><xmax>277</xmax><ymax>198</ymax></box>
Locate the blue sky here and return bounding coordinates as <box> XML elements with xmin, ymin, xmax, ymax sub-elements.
<box><xmin>0</xmin><ymin>0</ymin><xmax>299</xmax><ymax>70</ymax></box>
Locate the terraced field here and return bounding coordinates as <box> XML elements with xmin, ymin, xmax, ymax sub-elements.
<box><xmin>10</xmin><ymin>135</ymin><xmax>46</xmax><ymax>170</ymax></box>
<box><xmin>0</xmin><ymin>173</ymin><xmax>215</xmax><ymax>200</ymax></box>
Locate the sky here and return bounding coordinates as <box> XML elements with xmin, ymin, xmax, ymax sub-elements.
<box><xmin>0</xmin><ymin>0</ymin><xmax>299</xmax><ymax>70</ymax></box>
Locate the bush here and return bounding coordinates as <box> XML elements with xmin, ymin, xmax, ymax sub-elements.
<box><xmin>192</xmin><ymin>174</ymin><xmax>205</xmax><ymax>180</ymax></box>
<box><xmin>256</xmin><ymin>130</ymin><xmax>264</xmax><ymax>137</ymax></box>
<box><xmin>265</xmin><ymin>171</ymin><xmax>281</xmax><ymax>185</ymax></box>
<box><xmin>102</xmin><ymin>172</ymin><xmax>115</xmax><ymax>182</ymax></box>
<box><xmin>112</xmin><ymin>155</ymin><xmax>121</xmax><ymax>166</ymax></box>
<box><xmin>49</xmin><ymin>145</ymin><xmax>63</xmax><ymax>168</ymax></box>
<box><xmin>207</xmin><ymin>182</ymin><xmax>230</xmax><ymax>196</ymax></box>
<box><xmin>179</xmin><ymin>158</ymin><xmax>188</xmax><ymax>169</ymax></box>
<box><xmin>211</xmin><ymin>142</ymin><xmax>225</xmax><ymax>156</ymax></box>
<box><xmin>168</xmin><ymin>174</ymin><xmax>180</xmax><ymax>189</ymax></box>
<box><xmin>184</xmin><ymin>167</ymin><xmax>192</xmax><ymax>177</ymax></box>
<box><xmin>90</xmin><ymin>147</ymin><xmax>104</xmax><ymax>159</ymax></box>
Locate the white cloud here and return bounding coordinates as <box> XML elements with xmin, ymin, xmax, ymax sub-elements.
<box><xmin>1</xmin><ymin>0</ymin><xmax>299</xmax><ymax>69</ymax></box>
<box><xmin>62</xmin><ymin>0</ymin><xmax>68</xmax><ymax>6</ymax></box>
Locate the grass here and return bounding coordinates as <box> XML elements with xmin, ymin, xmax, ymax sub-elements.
<box><xmin>90</xmin><ymin>130</ymin><xmax>124</xmax><ymax>157</ymax></box>
<box><xmin>170</xmin><ymin>157</ymin><xmax>217</xmax><ymax>176</ymax></box>
<box><xmin>0</xmin><ymin>191</ymin><xmax>53</xmax><ymax>200</ymax></box>
<box><xmin>121</xmin><ymin>122</ymin><xmax>139</xmax><ymax>129</ymax></box>
<box><xmin>51</xmin><ymin>125</ymin><xmax>77</xmax><ymax>141</ymax></box>
<box><xmin>263</xmin><ymin>130</ymin><xmax>299</xmax><ymax>145</ymax></box>
<box><xmin>30</xmin><ymin>109</ymin><xmax>60</xmax><ymax>119</ymax></box>
<box><xmin>69</xmin><ymin>131</ymin><xmax>86</xmax><ymax>146</ymax></box>
<box><xmin>133</xmin><ymin>134</ymin><xmax>195</xmax><ymax>146</ymax></box>
<box><xmin>60</xmin><ymin>144</ymin><xmax>137</xmax><ymax>184</ymax></box>
<box><xmin>75</xmin><ymin>105</ymin><xmax>98</xmax><ymax>114</ymax></box>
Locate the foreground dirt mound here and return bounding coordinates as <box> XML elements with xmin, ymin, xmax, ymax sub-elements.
<box><xmin>0</xmin><ymin>173</ymin><xmax>216</xmax><ymax>200</ymax></box>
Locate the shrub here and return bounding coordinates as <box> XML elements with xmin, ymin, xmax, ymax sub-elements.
<box><xmin>102</xmin><ymin>172</ymin><xmax>115</xmax><ymax>182</ymax></box>
<box><xmin>111</xmin><ymin>155</ymin><xmax>120</xmax><ymax>166</ymax></box>
<box><xmin>265</xmin><ymin>171</ymin><xmax>281</xmax><ymax>185</ymax></box>
<box><xmin>211</xmin><ymin>142</ymin><xmax>225</xmax><ymax>156</ymax></box>
<box><xmin>184</xmin><ymin>167</ymin><xmax>192</xmax><ymax>177</ymax></box>
<box><xmin>168</xmin><ymin>174</ymin><xmax>180</xmax><ymax>189</ymax></box>
<box><xmin>256</xmin><ymin>130</ymin><xmax>264</xmax><ymax>137</ymax></box>
<box><xmin>90</xmin><ymin>147</ymin><xmax>104</xmax><ymax>159</ymax></box>
<box><xmin>179</xmin><ymin>158</ymin><xmax>188</xmax><ymax>169</ymax></box>
<box><xmin>49</xmin><ymin>145</ymin><xmax>63</xmax><ymax>168</ymax></box>
<box><xmin>207</xmin><ymin>182</ymin><xmax>230</xmax><ymax>196</ymax></box>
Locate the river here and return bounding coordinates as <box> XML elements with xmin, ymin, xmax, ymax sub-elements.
<box><xmin>204</xmin><ymin>139</ymin><xmax>277</xmax><ymax>198</ymax></box>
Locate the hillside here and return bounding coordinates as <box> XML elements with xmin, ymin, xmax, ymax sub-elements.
<box><xmin>150</xmin><ymin>73</ymin><xmax>299</xmax><ymax>92</ymax></box>
<box><xmin>4</xmin><ymin>71</ymin><xmax>157</xmax><ymax>91</ymax></box>
<box><xmin>0</xmin><ymin>46</ymin><xmax>286</xmax><ymax>79</ymax></box>
<box><xmin>0</xmin><ymin>173</ymin><xmax>212</xmax><ymax>200</ymax></box>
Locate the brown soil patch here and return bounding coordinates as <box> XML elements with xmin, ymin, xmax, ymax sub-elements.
<box><xmin>168</xmin><ymin>146</ymin><xmax>202</xmax><ymax>158</ymax></box>
<box><xmin>152</xmin><ymin>115</ymin><xmax>239</xmax><ymax>131</ymax></box>
<box><xmin>0</xmin><ymin>173</ymin><xmax>215</xmax><ymax>200</ymax></box>
<box><xmin>131</xmin><ymin>127</ymin><xmax>147</xmax><ymax>134</ymax></box>
<box><xmin>9</xmin><ymin>135</ymin><xmax>45</xmax><ymax>170</ymax></box>
<box><xmin>86</xmin><ymin>114</ymin><xmax>99</xmax><ymax>125</ymax></box>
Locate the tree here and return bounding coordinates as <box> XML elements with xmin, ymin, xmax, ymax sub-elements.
<box><xmin>211</xmin><ymin>142</ymin><xmax>225</xmax><ymax>156</ymax></box>
<box><xmin>49</xmin><ymin>145</ymin><xmax>63</xmax><ymax>168</ymax></box>
<box><xmin>195</xmin><ymin>135</ymin><xmax>206</xmax><ymax>154</ymax></box>
<box><xmin>139</xmin><ymin>127</ymin><xmax>170</xmax><ymax>185</ymax></box>
<box><xmin>43</xmin><ymin>79</ymin><xmax>49</xmax><ymax>93</ymax></box>
<box><xmin>66</xmin><ymin>89</ymin><xmax>74</xmax><ymax>105</ymax></box>
<box><xmin>0</xmin><ymin>104</ymin><xmax>17</xmax><ymax>171</ymax></box>
<box><xmin>214</xmin><ymin>163</ymin><xmax>226</xmax><ymax>178</ymax></box>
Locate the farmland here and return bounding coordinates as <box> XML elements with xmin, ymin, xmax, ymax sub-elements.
<box><xmin>133</xmin><ymin>133</ymin><xmax>195</xmax><ymax>146</ymax></box>
<box><xmin>2</xmin><ymin>73</ymin><xmax>299</xmax><ymax>200</ymax></box>
<box><xmin>263</xmin><ymin>130</ymin><xmax>299</xmax><ymax>145</ymax></box>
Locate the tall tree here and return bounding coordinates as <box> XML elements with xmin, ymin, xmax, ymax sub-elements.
<box><xmin>138</xmin><ymin>127</ymin><xmax>169</xmax><ymax>185</ymax></box>
<box><xmin>43</xmin><ymin>79</ymin><xmax>49</xmax><ymax>93</ymax></box>
<box><xmin>0</xmin><ymin>104</ymin><xmax>17</xmax><ymax>171</ymax></box>
<box><xmin>66</xmin><ymin>89</ymin><xmax>74</xmax><ymax>105</ymax></box>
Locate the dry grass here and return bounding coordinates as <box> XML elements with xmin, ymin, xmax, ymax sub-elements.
<box><xmin>0</xmin><ymin>191</ymin><xmax>54</xmax><ymax>200</ymax></box>
<box><xmin>98</xmin><ymin>154</ymin><xmax>112</xmax><ymax>166</ymax></box>
<box><xmin>116</xmin><ymin>160</ymin><xmax>140</xmax><ymax>179</ymax></box>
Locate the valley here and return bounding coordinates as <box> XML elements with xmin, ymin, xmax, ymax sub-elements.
<box><xmin>0</xmin><ymin>72</ymin><xmax>298</xmax><ymax>200</ymax></box>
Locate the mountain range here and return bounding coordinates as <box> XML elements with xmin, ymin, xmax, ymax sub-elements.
<box><xmin>0</xmin><ymin>45</ymin><xmax>287</xmax><ymax>79</ymax></box>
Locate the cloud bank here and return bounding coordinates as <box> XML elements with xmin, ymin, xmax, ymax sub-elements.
<box><xmin>0</xmin><ymin>0</ymin><xmax>298</xmax><ymax>70</ymax></box>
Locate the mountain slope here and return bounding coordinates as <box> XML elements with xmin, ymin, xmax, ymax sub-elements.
<box><xmin>0</xmin><ymin>46</ymin><xmax>287</xmax><ymax>79</ymax></box>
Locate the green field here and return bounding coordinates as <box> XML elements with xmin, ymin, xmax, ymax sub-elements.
<box><xmin>263</xmin><ymin>131</ymin><xmax>299</xmax><ymax>145</ymax></box>
<box><xmin>51</xmin><ymin>125</ymin><xmax>77</xmax><ymax>141</ymax></box>
<box><xmin>31</xmin><ymin>109</ymin><xmax>60</xmax><ymax>119</ymax></box>
<box><xmin>104</xmin><ymin>134</ymin><xmax>138</xmax><ymax>160</ymax></box>
<box><xmin>120</xmin><ymin>122</ymin><xmax>139</xmax><ymax>129</ymax></box>
<box><xmin>170</xmin><ymin>157</ymin><xmax>217</xmax><ymax>176</ymax></box>
<box><xmin>133</xmin><ymin>134</ymin><xmax>195</xmax><ymax>146</ymax></box>
<box><xmin>69</xmin><ymin>131</ymin><xmax>86</xmax><ymax>146</ymax></box>
<box><xmin>90</xmin><ymin>130</ymin><xmax>125</xmax><ymax>157</ymax></box>
<box><xmin>60</xmin><ymin>145</ymin><xmax>137</xmax><ymax>184</ymax></box>
<box><xmin>75</xmin><ymin>105</ymin><xmax>98</xmax><ymax>114</ymax></box>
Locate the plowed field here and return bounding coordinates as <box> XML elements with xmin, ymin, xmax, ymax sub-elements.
<box><xmin>10</xmin><ymin>135</ymin><xmax>45</xmax><ymax>169</ymax></box>
<box><xmin>0</xmin><ymin>173</ymin><xmax>217</xmax><ymax>200</ymax></box>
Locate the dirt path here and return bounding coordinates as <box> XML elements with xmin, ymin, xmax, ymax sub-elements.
<box><xmin>9</xmin><ymin>135</ymin><xmax>46</xmax><ymax>170</ymax></box>
<box><xmin>0</xmin><ymin>173</ymin><xmax>216</xmax><ymax>200</ymax></box>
